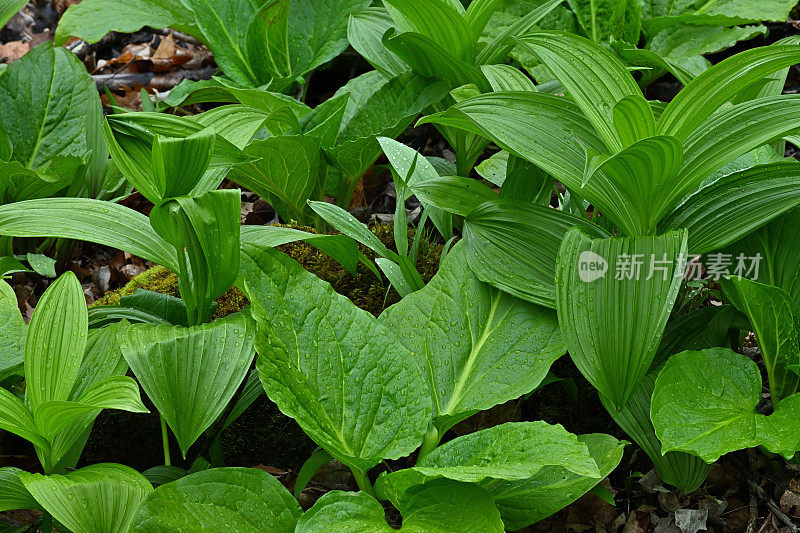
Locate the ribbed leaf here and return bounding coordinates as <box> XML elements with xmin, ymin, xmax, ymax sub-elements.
<box><xmin>480</xmin><ymin>64</ymin><xmax>537</xmax><ymax>91</ymax></box>
<box><xmin>241</xmin><ymin>245</ymin><xmax>430</xmax><ymax>474</ymax></box>
<box><xmin>661</xmin><ymin>161</ymin><xmax>800</xmax><ymax>254</ymax></box>
<box><xmin>0</xmin><ymin>0</ymin><xmax>26</xmax><ymax>28</ymax></box>
<box><xmin>0</xmin><ymin>198</ymin><xmax>178</xmax><ymax>271</ymax></box>
<box><xmin>152</xmin><ymin>129</ymin><xmax>214</xmax><ymax>203</ymax></box>
<box><xmin>309</xmin><ymin>200</ymin><xmax>393</xmax><ymax>258</ymax></box>
<box><xmin>379</xmin><ymin>243</ymin><xmax>564</xmax><ymax>433</ymax></box>
<box><xmin>515</xmin><ymin>32</ymin><xmax>649</xmax><ymax>152</ymax></box>
<box><xmin>418</xmin><ymin>92</ymin><xmax>606</xmax><ymax>191</ymax></box>
<box><xmin>25</xmin><ymin>272</ymin><xmax>86</xmax><ymax>411</ymax></box>
<box><xmin>582</xmin><ymin>135</ymin><xmax>683</xmax><ymax>236</ymax></box>
<box><xmin>411</xmin><ymin>176</ymin><xmax>498</xmax><ymax>217</ymax></box>
<box><xmin>383</xmin><ymin>0</ymin><xmax>474</xmax><ymax>63</ymax></box>
<box><xmin>0</xmin><ymin>388</ymin><xmax>48</xmax><ymax>449</ymax></box>
<box><xmin>348</xmin><ymin>8</ymin><xmax>409</xmax><ymax>77</ymax></box>
<box><xmin>652</xmin><ymin>348</ymin><xmax>800</xmax><ymax>462</ymax></box>
<box><xmin>0</xmin><ymin>467</ymin><xmax>38</xmax><ymax>513</ymax></box>
<box><xmin>556</xmin><ymin>229</ymin><xmax>687</xmax><ymax>410</ymax></box>
<box><xmin>230</xmin><ymin>135</ymin><xmax>322</xmax><ymax>224</ymax></box>
<box><xmin>21</xmin><ymin>464</ymin><xmax>153</xmax><ymax>533</ymax></box>
<box><xmin>606</xmin><ymin>371</ymin><xmax>710</xmax><ymax>493</ymax></box>
<box><xmin>657</xmin><ymin>45</ymin><xmax>800</xmax><ymax>140</ymax></box>
<box><xmin>240</xmin><ymin>226</ymin><xmax>359</xmax><ymax>275</ymax></box>
<box><xmin>298</xmin><ymin>482</ymin><xmax>504</xmax><ymax>532</ymax></box>
<box><xmin>461</xmin><ymin>200</ymin><xmax>609</xmax><ymax>308</ymax></box>
<box><xmin>0</xmin><ymin>280</ymin><xmax>25</xmax><ymax>380</ymax></box>
<box><xmin>120</xmin><ymin>312</ymin><xmax>256</xmax><ymax>457</ymax></box>
<box><xmin>132</xmin><ymin>467</ymin><xmax>302</xmax><ymax>532</ymax></box>
<box><xmin>720</xmin><ymin>277</ymin><xmax>800</xmax><ymax>405</ymax></box>
<box><xmin>477</xmin><ymin>0</ymin><xmax>562</xmax><ymax>65</ymax></box>
<box><xmin>247</xmin><ymin>0</ymin><xmax>291</xmax><ymax>84</ymax></box>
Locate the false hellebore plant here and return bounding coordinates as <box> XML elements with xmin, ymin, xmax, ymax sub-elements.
<box><xmin>412</xmin><ymin>32</ymin><xmax>800</xmax><ymax>492</ymax></box>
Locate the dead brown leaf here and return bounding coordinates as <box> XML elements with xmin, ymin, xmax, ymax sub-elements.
<box><xmin>0</xmin><ymin>41</ymin><xmax>30</xmax><ymax>62</ymax></box>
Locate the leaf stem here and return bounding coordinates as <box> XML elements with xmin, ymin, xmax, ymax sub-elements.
<box><xmin>160</xmin><ymin>415</ymin><xmax>171</xmax><ymax>467</ymax></box>
<box><xmin>351</xmin><ymin>468</ymin><xmax>375</xmax><ymax>497</ymax></box>
<box><xmin>417</xmin><ymin>422</ymin><xmax>441</xmax><ymax>463</ymax></box>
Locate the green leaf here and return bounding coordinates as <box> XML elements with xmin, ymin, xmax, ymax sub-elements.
<box><xmin>461</xmin><ymin>200</ymin><xmax>609</xmax><ymax>308</ymax></box>
<box><xmin>0</xmin><ymin>198</ymin><xmax>178</xmax><ymax>272</ymax></box>
<box><xmin>567</xmin><ymin>0</ymin><xmax>642</xmax><ymax>43</ymax></box>
<box><xmin>120</xmin><ymin>312</ymin><xmax>256</xmax><ymax>458</ymax></box>
<box><xmin>152</xmin><ymin>130</ymin><xmax>215</xmax><ymax>203</ymax></box>
<box><xmin>149</xmin><ymin>190</ymin><xmax>241</xmax><ymax>324</ymax></box>
<box><xmin>606</xmin><ymin>371</ymin><xmax>710</xmax><ymax>493</ymax></box>
<box><xmin>55</xmin><ymin>0</ymin><xmax>197</xmax><ymax>45</ymax></box>
<box><xmin>26</xmin><ymin>253</ymin><xmax>56</xmax><ymax>278</ymax></box>
<box><xmin>418</xmin><ymin>91</ymin><xmax>606</xmax><ymax>192</ymax></box>
<box><xmin>230</xmin><ymin>135</ymin><xmax>323</xmax><ymax>224</ymax></box>
<box><xmin>191</xmin><ymin>105</ymin><xmax>271</xmax><ymax>149</ymax></box>
<box><xmin>657</xmin><ymin>45</ymin><xmax>800</xmax><ymax>140</ymax></box>
<box><xmin>0</xmin><ymin>43</ymin><xmax>97</xmax><ymax>169</ymax></box>
<box><xmin>720</xmin><ymin>276</ymin><xmax>800</xmax><ymax>404</ymax></box>
<box><xmin>383</xmin><ymin>0</ymin><xmax>475</xmax><ymax>63</ymax></box>
<box><xmin>0</xmin><ymin>467</ymin><xmax>38</xmax><ymax>513</ymax></box>
<box><xmin>308</xmin><ymin>201</ymin><xmax>393</xmax><ymax>258</ymax></box>
<box><xmin>379</xmin><ymin>242</ymin><xmax>564</xmax><ymax>433</ymax></box>
<box><xmin>660</xmin><ymin>160</ymin><xmax>800</xmax><ymax>254</ymax></box>
<box><xmin>298</xmin><ymin>481</ymin><xmax>505</xmax><ymax>532</ymax></box>
<box><xmin>241</xmin><ymin>245</ymin><xmax>430</xmax><ymax>474</ymax></box>
<box><xmin>556</xmin><ymin>229</ymin><xmax>687</xmax><ymax>411</ymax></box>
<box><xmin>247</xmin><ymin>0</ymin><xmax>292</xmax><ymax>84</ymax></box>
<box><xmin>294</xmin><ymin>448</ymin><xmax>334</xmax><ymax>497</ymax></box>
<box><xmin>515</xmin><ymin>32</ymin><xmax>648</xmax><ymax>152</ymax></box>
<box><xmin>643</xmin><ymin>0</ymin><xmax>796</xmax><ymax>36</ymax></box>
<box><xmin>0</xmin><ymin>280</ymin><xmax>25</xmax><ymax>381</ymax></box>
<box><xmin>411</xmin><ymin>176</ymin><xmax>498</xmax><ymax>217</ymax></box>
<box><xmin>25</xmin><ymin>272</ymin><xmax>86</xmax><ymax>412</ymax></box>
<box><xmin>477</xmin><ymin>0</ymin><xmax>564</xmax><ymax>65</ymax></box>
<box><xmin>652</xmin><ymin>348</ymin><xmax>800</xmax><ymax>462</ymax></box>
<box><xmin>132</xmin><ymin>467</ymin><xmax>302</xmax><ymax>532</ymax></box>
<box><xmin>21</xmin><ymin>464</ymin><xmax>153</xmax><ymax>533</ymax></box>
<box><xmin>348</xmin><ymin>8</ymin><xmax>409</xmax><ymax>77</ymax></box>
<box><xmin>240</xmin><ymin>225</ymin><xmax>359</xmax><ymax>275</ymax></box>
<box><xmin>0</xmin><ymin>388</ymin><xmax>48</xmax><ymax>450</ymax></box>
<box><xmin>0</xmin><ymin>0</ymin><xmax>26</xmax><ymax>28</ymax></box>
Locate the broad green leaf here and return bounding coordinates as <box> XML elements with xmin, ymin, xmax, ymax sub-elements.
<box><xmin>583</xmin><ymin>135</ymin><xmax>683</xmax><ymax>236</ymax></box>
<box><xmin>121</xmin><ymin>312</ymin><xmax>256</xmax><ymax>457</ymax></box>
<box><xmin>191</xmin><ymin>105</ymin><xmax>271</xmax><ymax>149</ymax></box>
<box><xmin>612</xmin><ymin>41</ymin><xmax>696</xmax><ymax>86</ymax></box>
<box><xmin>567</xmin><ymin>0</ymin><xmax>642</xmax><ymax>43</ymax></box>
<box><xmin>247</xmin><ymin>0</ymin><xmax>292</xmax><ymax>84</ymax></box>
<box><xmin>149</xmin><ymin>190</ymin><xmax>241</xmax><ymax>324</ymax></box>
<box><xmin>0</xmin><ymin>199</ymin><xmax>177</xmax><ymax>271</ymax></box>
<box><xmin>0</xmin><ymin>467</ymin><xmax>38</xmax><ymax>513</ymax></box>
<box><xmin>652</xmin><ymin>348</ymin><xmax>800</xmax><ymax>462</ymax></box>
<box><xmin>240</xmin><ymin>225</ymin><xmax>359</xmax><ymax>275</ymax></box>
<box><xmin>0</xmin><ymin>280</ymin><xmax>25</xmax><ymax>381</ymax></box>
<box><xmin>660</xmin><ymin>161</ymin><xmax>800</xmax><ymax>254</ymax></box>
<box><xmin>383</xmin><ymin>0</ymin><xmax>475</xmax><ymax>63</ymax></box>
<box><xmin>515</xmin><ymin>32</ymin><xmax>648</xmax><ymax>152</ymax></box>
<box><xmin>460</xmin><ymin>200</ymin><xmax>609</xmax><ymax>308</ymax></box>
<box><xmin>724</xmin><ymin>206</ymin><xmax>800</xmax><ymax>305</ymax></box>
<box><xmin>230</xmin><ymin>135</ymin><xmax>322</xmax><ymax>224</ymax></box>
<box><xmin>0</xmin><ymin>388</ymin><xmax>48</xmax><ymax>450</ymax></box>
<box><xmin>556</xmin><ymin>229</ymin><xmax>687</xmax><ymax>410</ymax></box>
<box><xmin>657</xmin><ymin>45</ymin><xmax>800</xmax><ymax>140</ymax></box>
<box><xmin>0</xmin><ymin>0</ymin><xmax>26</xmax><ymax>28</ymax></box>
<box><xmin>132</xmin><ymin>467</ymin><xmax>302</xmax><ymax>532</ymax></box>
<box><xmin>241</xmin><ymin>245</ymin><xmax>430</xmax><ymax>474</ymax></box>
<box><xmin>419</xmin><ymin>91</ymin><xmax>606</xmax><ymax>192</ymax></box>
<box><xmin>297</xmin><ymin>481</ymin><xmax>504</xmax><ymax>532</ymax></box>
<box><xmin>480</xmin><ymin>64</ymin><xmax>538</xmax><ymax>91</ymax></box>
<box><xmin>501</xmin><ymin>153</ymin><xmax>553</xmax><ymax>206</ymax></box>
<box><xmin>720</xmin><ymin>276</ymin><xmax>800</xmax><ymax>404</ymax></box>
<box><xmin>26</xmin><ymin>253</ymin><xmax>56</xmax><ymax>278</ymax></box>
<box><xmin>379</xmin><ymin>242</ymin><xmax>564</xmax><ymax>433</ymax></box>
<box><xmin>0</xmin><ymin>43</ymin><xmax>97</xmax><ymax>169</ymax></box>
<box><xmin>606</xmin><ymin>371</ymin><xmax>710</xmax><ymax>493</ymax></box>
<box><xmin>25</xmin><ymin>272</ymin><xmax>86</xmax><ymax>411</ymax></box>
<box><xmin>411</xmin><ymin>176</ymin><xmax>498</xmax><ymax>217</ymax></box>
<box><xmin>21</xmin><ymin>464</ymin><xmax>153</xmax><ymax>533</ymax></box>
<box><xmin>55</xmin><ymin>0</ymin><xmax>198</xmax><ymax>45</ymax></box>
<box><xmin>643</xmin><ymin>0</ymin><xmax>796</xmax><ymax>36</ymax></box>
<box><xmin>309</xmin><ymin>201</ymin><xmax>393</xmax><ymax>258</ymax></box>
<box><xmin>655</xmin><ymin>305</ymin><xmax>741</xmax><ymax>368</ymax></box>
<box><xmin>152</xmin><ymin>130</ymin><xmax>214</xmax><ymax>203</ymax></box>
<box><xmin>477</xmin><ymin>0</ymin><xmax>564</xmax><ymax>65</ymax></box>
<box><xmin>348</xmin><ymin>8</ymin><xmax>409</xmax><ymax>77</ymax></box>
<box><xmin>294</xmin><ymin>448</ymin><xmax>334</xmax><ymax>497</ymax></box>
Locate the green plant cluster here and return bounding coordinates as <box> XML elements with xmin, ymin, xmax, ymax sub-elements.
<box><xmin>1</xmin><ymin>0</ymin><xmax>800</xmax><ymax>532</ymax></box>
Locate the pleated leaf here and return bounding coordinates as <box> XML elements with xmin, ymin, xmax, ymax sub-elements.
<box><xmin>0</xmin><ymin>198</ymin><xmax>178</xmax><ymax>271</ymax></box>
<box><xmin>0</xmin><ymin>388</ymin><xmax>48</xmax><ymax>449</ymax></box>
<box><xmin>348</xmin><ymin>8</ymin><xmax>409</xmax><ymax>77</ymax></box>
<box><xmin>25</xmin><ymin>272</ymin><xmax>86</xmax><ymax>411</ymax></box>
<box><xmin>379</xmin><ymin>242</ymin><xmax>564</xmax><ymax>433</ymax></box>
<box><xmin>515</xmin><ymin>32</ymin><xmax>648</xmax><ymax>152</ymax></box>
<box><xmin>0</xmin><ymin>280</ymin><xmax>26</xmax><ymax>380</ymax></box>
<box><xmin>720</xmin><ymin>277</ymin><xmax>800</xmax><ymax>405</ymax></box>
<box><xmin>151</xmin><ymin>129</ymin><xmax>214</xmax><ymax>204</ymax></box>
<box><xmin>661</xmin><ymin>160</ymin><xmax>800</xmax><ymax>254</ymax></box>
<box><xmin>657</xmin><ymin>45</ymin><xmax>800</xmax><ymax>140</ymax></box>
<box><xmin>132</xmin><ymin>467</ymin><xmax>302</xmax><ymax>533</ymax></box>
<box><xmin>120</xmin><ymin>312</ymin><xmax>256</xmax><ymax>457</ymax></box>
<box><xmin>0</xmin><ymin>467</ymin><xmax>39</xmax><ymax>513</ymax></box>
<box><xmin>241</xmin><ymin>245</ymin><xmax>430</xmax><ymax>474</ymax></box>
<box><xmin>461</xmin><ymin>200</ymin><xmax>609</xmax><ymax>308</ymax></box>
<box><xmin>382</xmin><ymin>0</ymin><xmax>474</xmax><ymax>63</ymax></box>
<box><xmin>556</xmin><ymin>229</ymin><xmax>687</xmax><ymax>411</ymax></box>
<box><xmin>652</xmin><ymin>348</ymin><xmax>800</xmax><ymax>462</ymax></box>
<box><xmin>21</xmin><ymin>464</ymin><xmax>153</xmax><ymax>533</ymax></box>
<box><xmin>297</xmin><ymin>482</ymin><xmax>504</xmax><ymax>533</ymax></box>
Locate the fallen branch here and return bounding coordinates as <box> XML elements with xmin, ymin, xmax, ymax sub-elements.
<box><xmin>92</xmin><ymin>66</ymin><xmax>216</xmax><ymax>92</ymax></box>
